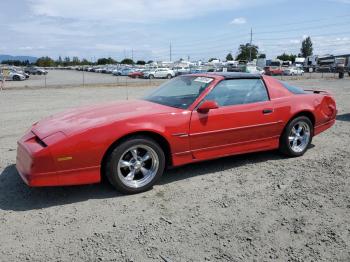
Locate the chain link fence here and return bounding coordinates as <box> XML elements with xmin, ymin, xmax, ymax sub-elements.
<box><xmin>0</xmin><ymin>69</ymin><xmax>349</xmax><ymax>90</ymax></box>
<box><xmin>0</xmin><ymin>69</ymin><xmax>166</xmax><ymax>90</ymax></box>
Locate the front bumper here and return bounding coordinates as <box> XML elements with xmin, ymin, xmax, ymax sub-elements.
<box><xmin>16</xmin><ymin>131</ymin><xmax>101</xmax><ymax>187</ymax></box>
<box><xmin>16</xmin><ymin>131</ymin><xmax>58</xmax><ymax>186</ymax></box>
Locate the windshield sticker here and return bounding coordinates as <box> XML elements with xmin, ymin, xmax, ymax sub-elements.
<box><xmin>194</xmin><ymin>77</ymin><xmax>213</xmax><ymax>84</ymax></box>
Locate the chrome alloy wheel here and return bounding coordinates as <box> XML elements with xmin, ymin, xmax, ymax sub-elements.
<box><xmin>288</xmin><ymin>121</ymin><xmax>311</xmax><ymax>153</ymax></box>
<box><xmin>117</xmin><ymin>145</ymin><xmax>159</xmax><ymax>188</ymax></box>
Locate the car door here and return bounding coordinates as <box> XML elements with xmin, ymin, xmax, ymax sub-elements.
<box><xmin>154</xmin><ymin>69</ymin><xmax>162</xmax><ymax>78</ymax></box>
<box><xmin>154</xmin><ymin>69</ymin><xmax>161</xmax><ymax>78</ymax></box>
<box><xmin>189</xmin><ymin>78</ymin><xmax>281</xmax><ymax>160</ymax></box>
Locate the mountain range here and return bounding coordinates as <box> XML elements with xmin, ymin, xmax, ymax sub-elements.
<box><xmin>0</xmin><ymin>54</ymin><xmax>38</xmax><ymax>63</ymax></box>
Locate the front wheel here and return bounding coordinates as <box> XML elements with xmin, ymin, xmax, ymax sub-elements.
<box><xmin>13</xmin><ymin>75</ymin><xmax>20</xmax><ymax>81</ymax></box>
<box><xmin>167</xmin><ymin>74</ymin><xmax>172</xmax><ymax>79</ymax></box>
<box><xmin>105</xmin><ymin>136</ymin><xmax>165</xmax><ymax>194</ymax></box>
<box><xmin>149</xmin><ymin>74</ymin><xmax>154</xmax><ymax>79</ymax></box>
<box><xmin>279</xmin><ymin>116</ymin><xmax>313</xmax><ymax>157</ymax></box>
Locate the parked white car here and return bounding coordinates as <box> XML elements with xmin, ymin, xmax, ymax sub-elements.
<box><xmin>173</xmin><ymin>66</ymin><xmax>190</xmax><ymax>76</ymax></box>
<box><xmin>246</xmin><ymin>66</ymin><xmax>265</xmax><ymax>74</ymax></box>
<box><xmin>0</xmin><ymin>69</ymin><xmax>26</xmax><ymax>81</ymax></box>
<box><xmin>283</xmin><ymin>67</ymin><xmax>304</xmax><ymax>76</ymax></box>
<box><xmin>144</xmin><ymin>68</ymin><xmax>175</xmax><ymax>79</ymax></box>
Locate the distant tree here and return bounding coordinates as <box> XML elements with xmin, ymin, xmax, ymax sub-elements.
<box><xmin>108</xmin><ymin>57</ymin><xmax>117</xmax><ymax>64</ymax></box>
<box><xmin>226</xmin><ymin>53</ymin><xmax>234</xmax><ymax>61</ymax></box>
<box><xmin>63</xmin><ymin>56</ymin><xmax>71</xmax><ymax>66</ymax></box>
<box><xmin>57</xmin><ymin>56</ymin><xmax>63</xmax><ymax>65</ymax></box>
<box><xmin>208</xmin><ymin>58</ymin><xmax>218</xmax><ymax>62</ymax></box>
<box><xmin>120</xmin><ymin>58</ymin><xmax>134</xmax><ymax>65</ymax></box>
<box><xmin>97</xmin><ymin>57</ymin><xmax>116</xmax><ymax>64</ymax></box>
<box><xmin>277</xmin><ymin>53</ymin><xmax>297</xmax><ymax>63</ymax></box>
<box><xmin>72</xmin><ymin>56</ymin><xmax>80</xmax><ymax>65</ymax></box>
<box><xmin>36</xmin><ymin>56</ymin><xmax>56</xmax><ymax>67</ymax></box>
<box><xmin>258</xmin><ymin>53</ymin><xmax>266</xmax><ymax>59</ymax></box>
<box><xmin>236</xmin><ymin>43</ymin><xmax>258</xmax><ymax>61</ymax></box>
<box><xmin>147</xmin><ymin>60</ymin><xmax>154</xmax><ymax>64</ymax></box>
<box><xmin>300</xmin><ymin>36</ymin><xmax>313</xmax><ymax>58</ymax></box>
<box><xmin>81</xmin><ymin>59</ymin><xmax>91</xmax><ymax>65</ymax></box>
<box><xmin>136</xmin><ymin>60</ymin><xmax>146</xmax><ymax>65</ymax></box>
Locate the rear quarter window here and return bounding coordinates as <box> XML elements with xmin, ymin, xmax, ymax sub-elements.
<box><xmin>280</xmin><ymin>81</ymin><xmax>306</xmax><ymax>94</ymax></box>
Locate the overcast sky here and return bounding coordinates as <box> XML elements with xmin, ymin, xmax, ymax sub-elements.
<box><xmin>1</xmin><ymin>0</ymin><xmax>349</xmax><ymax>61</ymax></box>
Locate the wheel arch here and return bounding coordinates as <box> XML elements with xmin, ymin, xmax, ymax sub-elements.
<box><xmin>290</xmin><ymin>110</ymin><xmax>315</xmax><ymax>127</ymax></box>
<box><xmin>280</xmin><ymin>110</ymin><xmax>316</xmax><ymax>141</ymax></box>
<box><xmin>100</xmin><ymin>131</ymin><xmax>172</xmax><ymax>179</ymax></box>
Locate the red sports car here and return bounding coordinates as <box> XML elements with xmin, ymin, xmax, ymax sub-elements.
<box><xmin>16</xmin><ymin>73</ymin><xmax>336</xmax><ymax>194</ymax></box>
<box><xmin>264</xmin><ymin>66</ymin><xmax>284</xmax><ymax>76</ymax></box>
<box><xmin>128</xmin><ymin>71</ymin><xmax>144</xmax><ymax>78</ymax></box>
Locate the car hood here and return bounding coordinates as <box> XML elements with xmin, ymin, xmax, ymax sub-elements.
<box><xmin>31</xmin><ymin>99</ymin><xmax>176</xmax><ymax>139</ymax></box>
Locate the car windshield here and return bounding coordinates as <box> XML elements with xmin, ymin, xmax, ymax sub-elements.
<box><xmin>144</xmin><ymin>75</ymin><xmax>213</xmax><ymax>109</ymax></box>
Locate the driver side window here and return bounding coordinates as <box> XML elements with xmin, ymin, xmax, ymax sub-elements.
<box><xmin>205</xmin><ymin>79</ymin><xmax>269</xmax><ymax>106</ymax></box>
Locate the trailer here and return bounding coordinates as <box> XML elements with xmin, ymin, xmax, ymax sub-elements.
<box><xmin>303</xmin><ymin>55</ymin><xmax>318</xmax><ymax>72</ymax></box>
<box><xmin>294</xmin><ymin>57</ymin><xmax>305</xmax><ymax>68</ymax></box>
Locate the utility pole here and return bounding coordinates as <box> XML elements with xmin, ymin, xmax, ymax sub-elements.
<box><xmin>249</xmin><ymin>28</ymin><xmax>253</xmax><ymax>62</ymax></box>
<box><xmin>169</xmin><ymin>42</ymin><xmax>172</xmax><ymax>62</ymax></box>
<box><xmin>132</xmin><ymin>48</ymin><xmax>134</xmax><ymax>61</ymax></box>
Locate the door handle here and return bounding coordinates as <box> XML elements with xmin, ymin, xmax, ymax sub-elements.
<box><xmin>262</xmin><ymin>109</ymin><xmax>273</xmax><ymax>114</ymax></box>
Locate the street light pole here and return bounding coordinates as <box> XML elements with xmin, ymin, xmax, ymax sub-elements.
<box><xmin>249</xmin><ymin>28</ymin><xmax>253</xmax><ymax>62</ymax></box>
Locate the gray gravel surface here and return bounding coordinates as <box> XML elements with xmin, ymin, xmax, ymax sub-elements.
<box><xmin>0</xmin><ymin>78</ymin><xmax>349</xmax><ymax>261</ymax></box>
<box><xmin>3</xmin><ymin>70</ymin><xmax>164</xmax><ymax>89</ymax></box>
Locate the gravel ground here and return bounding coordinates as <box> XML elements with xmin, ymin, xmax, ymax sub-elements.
<box><xmin>0</xmin><ymin>77</ymin><xmax>349</xmax><ymax>261</ymax></box>
<box><xmin>2</xmin><ymin>70</ymin><xmax>164</xmax><ymax>89</ymax></box>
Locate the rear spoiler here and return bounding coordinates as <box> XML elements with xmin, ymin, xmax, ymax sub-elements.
<box><xmin>303</xmin><ymin>89</ymin><xmax>330</xmax><ymax>94</ymax></box>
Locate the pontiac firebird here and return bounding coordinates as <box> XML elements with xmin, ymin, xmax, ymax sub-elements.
<box><xmin>16</xmin><ymin>73</ymin><xmax>336</xmax><ymax>194</ymax></box>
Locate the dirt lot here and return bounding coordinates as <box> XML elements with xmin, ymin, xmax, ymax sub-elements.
<box><xmin>0</xmin><ymin>77</ymin><xmax>349</xmax><ymax>261</ymax></box>
<box><xmin>2</xmin><ymin>70</ymin><xmax>164</xmax><ymax>89</ymax></box>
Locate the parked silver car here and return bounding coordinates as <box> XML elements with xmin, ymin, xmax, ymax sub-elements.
<box><xmin>144</xmin><ymin>68</ymin><xmax>175</xmax><ymax>79</ymax></box>
<box><xmin>0</xmin><ymin>69</ymin><xmax>26</xmax><ymax>81</ymax></box>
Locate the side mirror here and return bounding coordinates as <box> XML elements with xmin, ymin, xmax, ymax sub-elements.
<box><xmin>197</xmin><ymin>100</ymin><xmax>219</xmax><ymax>113</ymax></box>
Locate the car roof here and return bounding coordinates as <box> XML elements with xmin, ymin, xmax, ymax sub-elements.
<box><xmin>205</xmin><ymin>72</ymin><xmax>261</xmax><ymax>79</ymax></box>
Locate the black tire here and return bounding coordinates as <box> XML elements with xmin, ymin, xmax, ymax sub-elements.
<box><xmin>279</xmin><ymin>116</ymin><xmax>313</xmax><ymax>157</ymax></box>
<box><xmin>105</xmin><ymin>136</ymin><xmax>165</xmax><ymax>194</ymax></box>
<box><xmin>13</xmin><ymin>75</ymin><xmax>20</xmax><ymax>81</ymax></box>
<box><xmin>167</xmin><ymin>74</ymin><xmax>172</xmax><ymax>79</ymax></box>
<box><xmin>149</xmin><ymin>74</ymin><xmax>154</xmax><ymax>79</ymax></box>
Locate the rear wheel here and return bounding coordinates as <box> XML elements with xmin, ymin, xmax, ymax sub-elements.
<box><xmin>279</xmin><ymin>116</ymin><xmax>313</xmax><ymax>157</ymax></box>
<box><xmin>13</xmin><ymin>75</ymin><xmax>20</xmax><ymax>81</ymax></box>
<box><xmin>105</xmin><ymin>136</ymin><xmax>165</xmax><ymax>194</ymax></box>
<box><xmin>167</xmin><ymin>74</ymin><xmax>172</xmax><ymax>79</ymax></box>
<box><xmin>149</xmin><ymin>74</ymin><xmax>154</xmax><ymax>79</ymax></box>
